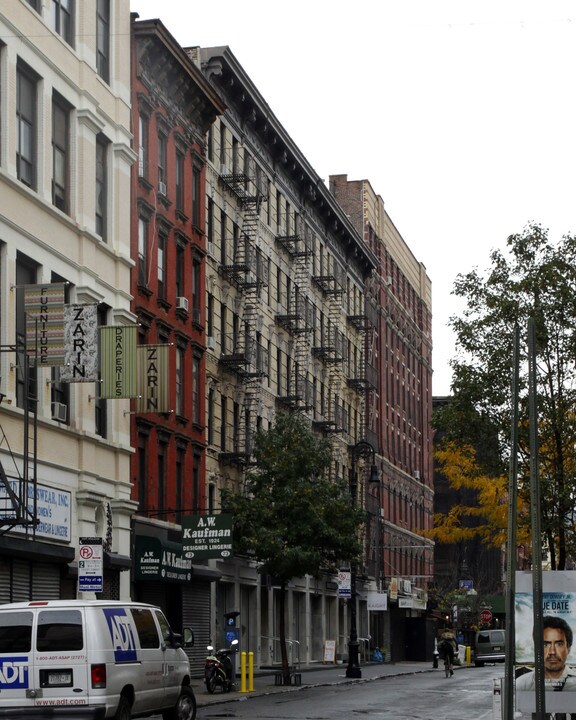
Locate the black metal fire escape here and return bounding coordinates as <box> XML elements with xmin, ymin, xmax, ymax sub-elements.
<box><xmin>346</xmin><ymin>297</ymin><xmax>378</xmax><ymax>439</ymax></box>
<box><xmin>0</xmin><ymin>338</ymin><xmax>39</xmax><ymax>535</ymax></box>
<box><xmin>311</xmin><ymin>255</ymin><xmax>346</xmax><ymax>434</ymax></box>
<box><xmin>218</xmin><ymin>151</ymin><xmax>268</xmax><ymax>466</ymax></box>
<box><xmin>275</xmin><ymin>218</ymin><xmax>314</xmax><ymax>412</ymax></box>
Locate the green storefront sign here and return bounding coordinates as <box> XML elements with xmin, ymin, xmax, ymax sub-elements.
<box><xmin>181</xmin><ymin>513</ymin><xmax>233</xmax><ymax>560</ymax></box>
<box><xmin>134</xmin><ymin>535</ymin><xmax>192</xmax><ymax>582</ymax></box>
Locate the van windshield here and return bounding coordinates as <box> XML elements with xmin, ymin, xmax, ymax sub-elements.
<box><xmin>37</xmin><ymin>610</ymin><xmax>83</xmax><ymax>652</ymax></box>
<box><xmin>0</xmin><ymin>611</ymin><xmax>33</xmax><ymax>652</ymax></box>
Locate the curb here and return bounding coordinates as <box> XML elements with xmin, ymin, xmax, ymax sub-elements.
<box><xmin>195</xmin><ymin>664</ymin><xmax>442</xmax><ymax>708</ymax></box>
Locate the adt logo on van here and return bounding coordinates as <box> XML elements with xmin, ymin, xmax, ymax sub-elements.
<box><xmin>0</xmin><ymin>658</ymin><xmax>28</xmax><ymax>689</ymax></box>
<box><xmin>103</xmin><ymin>609</ymin><xmax>137</xmax><ymax>663</ymax></box>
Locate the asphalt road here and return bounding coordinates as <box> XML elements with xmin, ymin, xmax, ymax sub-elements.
<box><xmin>194</xmin><ymin>665</ymin><xmax>503</xmax><ymax>720</ymax></box>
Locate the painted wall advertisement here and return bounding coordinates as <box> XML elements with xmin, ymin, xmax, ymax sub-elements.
<box><xmin>0</xmin><ymin>479</ymin><xmax>71</xmax><ymax>542</ymax></box>
<box><xmin>516</xmin><ymin>570</ymin><xmax>576</xmax><ymax>713</ymax></box>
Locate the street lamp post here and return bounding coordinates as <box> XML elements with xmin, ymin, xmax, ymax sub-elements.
<box><xmin>346</xmin><ymin>440</ymin><xmax>379</xmax><ymax>679</ymax></box>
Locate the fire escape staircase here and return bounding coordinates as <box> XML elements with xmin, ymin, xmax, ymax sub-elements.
<box><xmin>218</xmin><ymin>157</ymin><xmax>268</xmax><ymax>466</ymax></box>
<box><xmin>0</xmin><ymin>341</ymin><xmax>39</xmax><ymax>535</ymax></box>
<box><xmin>311</xmin><ymin>261</ymin><xmax>346</xmax><ymax>434</ymax></box>
<box><xmin>275</xmin><ymin>222</ymin><xmax>314</xmax><ymax>412</ymax></box>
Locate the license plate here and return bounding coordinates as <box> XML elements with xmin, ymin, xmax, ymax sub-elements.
<box><xmin>493</xmin><ymin>646</ymin><xmax>501</xmax><ymax>651</ymax></box>
<box><xmin>48</xmin><ymin>671</ymin><xmax>72</xmax><ymax>686</ymax></box>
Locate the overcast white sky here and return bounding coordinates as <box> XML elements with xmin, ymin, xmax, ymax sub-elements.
<box><xmin>131</xmin><ymin>0</ymin><xmax>576</xmax><ymax>396</ymax></box>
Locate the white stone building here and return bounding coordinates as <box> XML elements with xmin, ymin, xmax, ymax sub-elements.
<box><xmin>0</xmin><ymin>0</ymin><xmax>136</xmax><ymax>599</ymax></box>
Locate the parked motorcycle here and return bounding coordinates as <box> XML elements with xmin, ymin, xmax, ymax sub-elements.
<box><xmin>204</xmin><ymin>639</ymin><xmax>239</xmax><ymax>693</ymax></box>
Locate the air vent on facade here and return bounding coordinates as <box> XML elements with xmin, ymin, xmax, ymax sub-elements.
<box><xmin>176</xmin><ymin>296</ymin><xmax>189</xmax><ymax>312</ymax></box>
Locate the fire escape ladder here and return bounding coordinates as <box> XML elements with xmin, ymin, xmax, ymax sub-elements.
<box><xmin>218</xmin><ymin>160</ymin><xmax>267</xmax><ymax>466</ymax></box>
<box><xmin>0</xmin><ymin>342</ymin><xmax>38</xmax><ymax>535</ymax></box>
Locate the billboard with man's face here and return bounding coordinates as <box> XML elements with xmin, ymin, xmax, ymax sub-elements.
<box><xmin>516</xmin><ymin>570</ymin><xmax>576</xmax><ymax>714</ymax></box>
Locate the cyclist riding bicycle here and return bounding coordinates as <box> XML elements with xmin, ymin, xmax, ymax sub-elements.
<box><xmin>439</xmin><ymin>629</ymin><xmax>458</xmax><ymax>677</ymax></box>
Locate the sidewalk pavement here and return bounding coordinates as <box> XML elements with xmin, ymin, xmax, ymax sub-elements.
<box><xmin>192</xmin><ymin>660</ymin><xmax>445</xmax><ymax>708</ymax></box>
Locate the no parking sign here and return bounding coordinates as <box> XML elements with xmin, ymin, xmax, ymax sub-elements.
<box><xmin>338</xmin><ymin>570</ymin><xmax>351</xmax><ymax>598</ymax></box>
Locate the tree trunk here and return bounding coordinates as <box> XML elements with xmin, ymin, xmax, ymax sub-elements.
<box><xmin>279</xmin><ymin>580</ymin><xmax>291</xmax><ymax>684</ymax></box>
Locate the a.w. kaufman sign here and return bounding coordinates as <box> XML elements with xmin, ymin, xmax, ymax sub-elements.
<box><xmin>182</xmin><ymin>514</ymin><xmax>233</xmax><ymax>560</ymax></box>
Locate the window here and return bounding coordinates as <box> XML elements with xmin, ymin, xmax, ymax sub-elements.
<box><xmin>131</xmin><ymin>609</ymin><xmax>160</xmax><ymax>649</ymax></box>
<box><xmin>220</xmin><ymin>395</ymin><xmax>227</xmax><ymax>451</ymax></box>
<box><xmin>192</xmin><ymin>164</ymin><xmax>201</xmax><ymax>228</ymax></box>
<box><xmin>157</xmin><ymin>133</ymin><xmax>167</xmax><ymax>193</ymax></box>
<box><xmin>95</xmin><ymin>306</ymin><xmax>107</xmax><ymax>437</ymax></box>
<box><xmin>51</xmin><ymin>0</ymin><xmax>73</xmax><ymax>45</ymax></box>
<box><xmin>15</xmin><ymin>253</ymin><xmax>37</xmax><ymax>411</ymax></box>
<box><xmin>192</xmin><ymin>452</ymin><xmax>201</xmax><ymax>511</ymax></box>
<box><xmin>25</xmin><ymin>0</ymin><xmax>40</xmax><ymax>10</ymax></box>
<box><xmin>137</xmin><ymin>432</ymin><xmax>148</xmax><ymax>511</ymax></box>
<box><xmin>37</xmin><ymin>610</ymin><xmax>83</xmax><ymax>652</ymax></box>
<box><xmin>16</xmin><ymin>63</ymin><xmax>37</xmax><ymax>189</ymax></box>
<box><xmin>157</xmin><ymin>441</ymin><xmax>166</xmax><ymax>514</ymax></box>
<box><xmin>0</xmin><ymin>612</ymin><xmax>33</xmax><ymax>652</ymax></box>
<box><xmin>175</xmin><ymin>345</ymin><xmax>184</xmax><ymax>416</ymax></box>
<box><xmin>175</xmin><ymin>243</ymin><xmax>184</xmax><ymax>297</ymax></box>
<box><xmin>176</xmin><ymin>151</ymin><xmax>184</xmax><ymax>213</ymax></box>
<box><xmin>138</xmin><ymin>217</ymin><xmax>148</xmax><ymax>287</ymax></box>
<box><xmin>96</xmin><ymin>0</ymin><xmax>109</xmax><ymax>82</ymax></box>
<box><xmin>207</xmin><ymin>387</ymin><xmax>214</xmax><ymax>445</ymax></box>
<box><xmin>52</xmin><ymin>93</ymin><xmax>69</xmax><ymax>213</ymax></box>
<box><xmin>192</xmin><ymin>354</ymin><xmax>200</xmax><ymax>424</ymax></box>
<box><xmin>176</xmin><ymin>447</ymin><xmax>184</xmax><ymax>522</ymax></box>
<box><xmin>95</xmin><ymin>134</ymin><xmax>108</xmax><ymax>238</ymax></box>
<box><xmin>192</xmin><ymin>256</ymin><xmax>201</xmax><ymax>323</ymax></box>
<box><xmin>157</xmin><ymin>233</ymin><xmax>166</xmax><ymax>300</ymax></box>
<box><xmin>138</xmin><ymin>113</ymin><xmax>148</xmax><ymax>178</ymax></box>
<box><xmin>207</xmin><ymin>293</ymin><xmax>213</xmax><ymax>338</ymax></box>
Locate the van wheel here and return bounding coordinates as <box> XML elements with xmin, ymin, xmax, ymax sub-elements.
<box><xmin>114</xmin><ymin>696</ymin><xmax>131</xmax><ymax>720</ymax></box>
<box><xmin>163</xmin><ymin>686</ymin><xmax>196</xmax><ymax>720</ymax></box>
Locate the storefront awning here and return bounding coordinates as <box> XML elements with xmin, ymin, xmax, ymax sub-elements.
<box><xmin>0</xmin><ymin>535</ymin><xmax>75</xmax><ymax>563</ymax></box>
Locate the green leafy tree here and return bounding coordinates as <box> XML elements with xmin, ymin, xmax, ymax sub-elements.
<box><xmin>434</xmin><ymin>224</ymin><xmax>576</xmax><ymax>569</ymax></box>
<box><xmin>222</xmin><ymin>412</ymin><xmax>365</xmax><ymax>684</ymax></box>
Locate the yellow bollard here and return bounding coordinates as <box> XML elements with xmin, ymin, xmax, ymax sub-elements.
<box><xmin>465</xmin><ymin>645</ymin><xmax>471</xmax><ymax>666</ymax></box>
<box><xmin>248</xmin><ymin>651</ymin><xmax>254</xmax><ymax>692</ymax></box>
<box><xmin>240</xmin><ymin>651</ymin><xmax>247</xmax><ymax>693</ymax></box>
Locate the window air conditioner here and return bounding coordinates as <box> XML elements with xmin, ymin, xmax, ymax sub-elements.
<box><xmin>207</xmin><ymin>241</ymin><xmax>215</xmax><ymax>257</ymax></box>
<box><xmin>414</xmin><ymin>470</ymin><xmax>420</xmax><ymax>480</ymax></box>
<box><xmin>176</xmin><ymin>296</ymin><xmax>189</xmax><ymax>312</ymax></box>
<box><xmin>207</xmin><ymin>336</ymin><xmax>216</xmax><ymax>350</ymax></box>
<box><xmin>52</xmin><ymin>402</ymin><xmax>67</xmax><ymax>423</ymax></box>
<box><xmin>158</xmin><ymin>180</ymin><xmax>167</xmax><ymax>196</ymax></box>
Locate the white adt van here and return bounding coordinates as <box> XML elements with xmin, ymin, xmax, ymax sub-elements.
<box><xmin>0</xmin><ymin>599</ymin><xmax>196</xmax><ymax>719</ymax></box>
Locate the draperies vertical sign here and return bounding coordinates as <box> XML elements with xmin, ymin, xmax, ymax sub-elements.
<box><xmin>136</xmin><ymin>344</ymin><xmax>170</xmax><ymax>413</ymax></box>
<box><xmin>99</xmin><ymin>325</ymin><xmax>138</xmax><ymax>398</ymax></box>
<box><xmin>61</xmin><ymin>304</ymin><xmax>98</xmax><ymax>382</ymax></box>
<box><xmin>24</xmin><ymin>283</ymin><xmax>66</xmax><ymax>365</ymax></box>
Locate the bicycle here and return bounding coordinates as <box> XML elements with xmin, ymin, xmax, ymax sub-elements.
<box><xmin>444</xmin><ymin>653</ymin><xmax>451</xmax><ymax>678</ymax></box>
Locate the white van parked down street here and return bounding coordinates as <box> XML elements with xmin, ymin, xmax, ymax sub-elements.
<box><xmin>0</xmin><ymin>599</ymin><xmax>196</xmax><ymax>719</ymax></box>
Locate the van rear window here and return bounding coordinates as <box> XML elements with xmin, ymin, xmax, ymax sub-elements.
<box><xmin>0</xmin><ymin>611</ymin><xmax>33</xmax><ymax>652</ymax></box>
<box><xmin>37</xmin><ymin>610</ymin><xmax>83</xmax><ymax>652</ymax></box>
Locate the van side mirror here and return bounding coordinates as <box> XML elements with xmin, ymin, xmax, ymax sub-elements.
<box><xmin>183</xmin><ymin>628</ymin><xmax>194</xmax><ymax>647</ymax></box>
